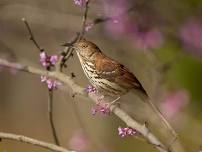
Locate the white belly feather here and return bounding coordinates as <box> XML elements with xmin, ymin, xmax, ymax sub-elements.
<box><xmin>76</xmin><ymin>52</ymin><xmax>127</xmax><ymax>94</ymax></box>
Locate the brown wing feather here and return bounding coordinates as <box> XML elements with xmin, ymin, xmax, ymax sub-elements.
<box><xmin>95</xmin><ymin>53</ymin><xmax>146</xmax><ymax>93</ymax></box>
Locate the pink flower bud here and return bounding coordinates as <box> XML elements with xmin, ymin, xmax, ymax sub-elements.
<box><xmin>118</xmin><ymin>127</ymin><xmax>137</xmax><ymax>137</ymax></box>
<box><xmin>40</xmin><ymin>75</ymin><xmax>62</xmax><ymax>90</ymax></box>
<box><xmin>50</xmin><ymin>55</ymin><xmax>58</xmax><ymax>65</ymax></box>
<box><xmin>73</xmin><ymin>0</ymin><xmax>86</xmax><ymax>7</ymax></box>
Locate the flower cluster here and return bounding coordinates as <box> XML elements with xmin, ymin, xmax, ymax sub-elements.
<box><xmin>73</xmin><ymin>0</ymin><xmax>87</xmax><ymax>7</ymax></box>
<box><xmin>39</xmin><ymin>52</ymin><xmax>58</xmax><ymax>68</ymax></box>
<box><xmin>85</xmin><ymin>22</ymin><xmax>94</xmax><ymax>32</ymax></box>
<box><xmin>131</xmin><ymin>28</ymin><xmax>163</xmax><ymax>50</ymax></box>
<box><xmin>85</xmin><ymin>85</ymin><xmax>96</xmax><ymax>93</ymax></box>
<box><xmin>160</xmin><ymin>90</ymin><xmax>189</xmax><ymax>119</ymax></box>
<box><xmin>69</xmin><ymin>130</ymin><xmax>89</xmax><ymax>152</ymax></box>
<box><xmin>41</xmin><ymin>76</ymin><xmax>62</xmax><ymax>90</ymax></box>
<box><xmin>180</xmin><ymin>19</ymin><xmax>202</xmax><ymax>57</ymax></box>
<box><xmin>85</xmin><ymin>85</ymin><xmax>110</xmax><ymax>115</ymax></box>
<box><xmin>91</xmin><ymin>102</ymin><xmax>110</xmax><ymax>116</ymax></box>
<box><xmin>118</xmin><ymin>127</ymin><xmax>137</xmax><ymax>137</ymax></box>
<box><xmin>39</xmin><ymin>51</ymin><xmax>61</xmax><ymax>90</ymax></box>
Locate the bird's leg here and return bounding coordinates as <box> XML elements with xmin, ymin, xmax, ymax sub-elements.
<box><xmin>106</xmin><ymin>96</ymin><xmax>121</xmax><ymax>108</ymax></box>
<box><xmin>167</xmin><ymin>135</ymin><xmax>178</xmax><ymax>151</ymax></box>
<box><xmin>96</xmin><ymin>95</ymin><xmax>105</xmax><ymax>104</ymax></box>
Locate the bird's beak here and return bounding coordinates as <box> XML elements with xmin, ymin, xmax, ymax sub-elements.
<box><xmin>61</xmin><ymin>42</ymin><xmax>74</xmax><ymax>47</ymax></box>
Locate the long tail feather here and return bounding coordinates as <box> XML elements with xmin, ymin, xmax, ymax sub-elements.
<box><xmin>132</xmin><ymin>89</ymin><xmax>177</xmax><ymax>138</ymax></box>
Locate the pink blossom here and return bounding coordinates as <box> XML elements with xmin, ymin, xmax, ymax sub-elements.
<box><xmin>39</xmin><ymin>52</ymin><xmax>58</xmax><ymax>68</ymax></box>
<box><xmin>69</xmin><ymin>131</ymin><xmax>88</xmax><ymax>152</ymax></box>
<box><xmin>85</xmin><ymin>85</ymin><xmax>96</xmax><ymax>93</ymax></box>
<box><xmin>102</xmin><ymin>0</ymin><xmax>128</xmax><ymax>18</ymax></box>
<box><xmin>160</xmin><ymin>90</ymin><xmax>189</xmax><ymax>119</ymax></box>
<box><xmin>91</xmin><ymin>102</ymin><xmax>110</xmax><ymax>116</ymax></box>
<box><xmin>118</xmin><ymin>127</ymin><xmax>127</xmax><ymax>137</ymax></box>
<box><xmin>50</xmin><ymin>55</ymin><xmax>58</xmax><ymax>65</ymax></box>
<box><xmin>85</xmin><ymin>85</ymin><xmax>110</xmax><ymax>116</ymax></box>
<box><xmin>102</xmin><ymin>0</ymin><xmax>164</xmax><ymax>49</ymax></box>
<box><xmin>40</xmin><ymin>75</ymin><xmax>47</xmax><ymax>82</ymax></box>
<box><xmin>118</xmin><ymin>127</ymin><xmax>137</xmax><ymax>137</ymax></box>
<box><xmin>99</xmin><ymin>106</ymin><xmax>110</xmax><ymax>115</ymax></box>
<box><xmin>103</xmin><ymin>0</ymin><xmax>129</xmax><ymax>37</ymax></box>
<box><xmin>40</xmin><ymin>52</ymin><xmax>46</xmax><ymax>60</ymax></box>
<box><xmin>40</xmin><ymin>52</ymin><xmax>49</xmax><ymax>68</ymax></box>
<box><xmin>123</xmin><ymin>21</ymin><xmax>164</xmax><ymax>50</ymax></box>
<box><xmin>85</xmin><ymin>22</ymin><xmax>94</xmax><ymax>32</ymax></box>
<box><xmin>40</xmin><ymin>76</ymin><xmax>62</xmax><ymax>90</ymax></box>
<box><xmin>105</xmin><ymin>17</ymin><xmax>127</xmax><ymax>36</ymax></box>
<box><xmin>131</xmin><ymin>28</ymin><xmax>163</xmax><ymax>50</ymax></box>
<box><xmin>91</xmin><ymin>107</ymin><xmax>97</xmax><ymax>116</ymax></box>
<box><xmin>46</xmin><ymin>79</ymin><xmax>61</xmax><ymax>90</ymax></box>
<box><xmin>180</xmin><ymin>19</ymin><xmax>202</xmax><ymax>57</ymax></box>
<box><xmin>73</xmin><ymin>0</ymin><xmax>86</xmax><ymax>7</ymax></box>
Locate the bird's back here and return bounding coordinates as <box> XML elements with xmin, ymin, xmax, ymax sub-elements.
<box><xmin>87</xmin><ymin>52</ymin><xmax>147</xmax><ymax>96</ymax></box>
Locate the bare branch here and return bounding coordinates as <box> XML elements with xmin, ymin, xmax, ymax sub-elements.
<box><xmin>0</xmin><ymin>132</ymin><xmax>75</xmax><ymax>152</ymax></box>
<box><xmin>22</xmin><ymin>18</ymin><xmax>44</xmax><ymax>52</ymax></box>
<box><xmin>80</xmin><ymin>0</ymin><xmax>91</xmax><ymax>38</ymax></box>
<box><xmin>56</xmin><ymin>0</ymin><xmax>92</xmax><ymax>72</ymax></box>
<box><xmin>0</xmin><ymin>58</ymin><xmax>179</xmax><ymax>152</ymax></box>
<box><xmin>48</xmin><ymin>90</ymin><xmax>60</xmax><ymax>145</ymax></box>
<box><xmin>57</xmin><ymin>33</ymin><xmax>80</xmax><ymax>72</ymax></box>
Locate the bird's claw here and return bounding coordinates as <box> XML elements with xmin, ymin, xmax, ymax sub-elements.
<box><xmin>106</xmin><ymin>97</ymin><xmax>121</xmax><ymax>109</ymax></box>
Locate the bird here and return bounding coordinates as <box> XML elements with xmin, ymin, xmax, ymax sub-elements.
<box><xmin>63</xmin><ymin>38</ymin><xmax>177</xmax><ymax>137</ymax></box>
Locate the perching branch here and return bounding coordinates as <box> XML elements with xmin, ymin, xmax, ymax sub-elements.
<box><xmin>0</xmin><ymin>132</ymin><xmax>75</xmax><ymax>152</ymax></box>
<box><xmin>0</xmin><ymin>58</ymin><xmax>179</xmax><ymax>152</ymax></box>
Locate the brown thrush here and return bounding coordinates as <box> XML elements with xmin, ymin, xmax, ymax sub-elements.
<box><xmin>64</xmin><ymin>39</ymin><xmax>176</xmax><ymax>137</ymax></box>
<box><xmin>73</xmin><ymin>39</ymin><xmax>147</xmax><ymax>97</ymax></box>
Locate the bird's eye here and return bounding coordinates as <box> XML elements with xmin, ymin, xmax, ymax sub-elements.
<box><xmin>82</xmin><ymin>45</ymin><xmax>87</xmax><ymax>48</ymax></box>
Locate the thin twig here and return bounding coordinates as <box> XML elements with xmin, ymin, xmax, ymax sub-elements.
<box><xmin>57</xmin><ymin>0</ymin><xmax>91</xmax><ymax>72</ymax></box>
<box><xmin>48</xmin><ymin>90</ymin><xmax>60</xmax><ymax>145</ymax></box>
<box><xmin>80</xmin><ymin>0</ymin><xmax>91</xmax><ymax>38</ymax></box>
<box><xmin>0</xmin><ymin>58</ymin><xmax>185</xmax><ymax>152</ymax></box>
<box><xmin>57</xmin><ymin>33</ymin><xmax>80</xmax><ymax>72</ymax></box>
<box><xmin>22</xmin><ymin>17</ymin><xmax>61</xmax><ymax>144</ymax></box>
<box><xmin>22</xmin><ymin>18</ymin><xmax>44</xmax><ymax>52</ymax></box>
<box><xmin>0</xmin><ymin>132</ymin><xmax>75</xmax><ymax>152</ymax></box>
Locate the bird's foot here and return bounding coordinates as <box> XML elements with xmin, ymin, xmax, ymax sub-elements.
<box><xmin>167</xmin><ymin>134</ymin><xmax>178</xmax><ymax>151</ymax></box>
<box><xmin>106</xmin><ymin>97</ymin><xmax>121</xmax><ymax>109</ymax></box>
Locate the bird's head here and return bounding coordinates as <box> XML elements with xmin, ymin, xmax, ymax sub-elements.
<box><xmin>63</xmin><ymin>39</ymin><xmax>101</xmax><ymax>60</ymax></box>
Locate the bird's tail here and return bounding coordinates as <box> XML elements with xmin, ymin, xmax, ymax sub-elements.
<box><xmin>132</xmin><ymin>89</ymin><xmax>177</xmax><ymax>138</ymax></box>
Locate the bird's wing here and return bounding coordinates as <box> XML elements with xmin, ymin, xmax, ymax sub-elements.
<box><xmin>95</xmin><ymin>54</ymin><xmax>144</xmax><ymax>90</ymax></box>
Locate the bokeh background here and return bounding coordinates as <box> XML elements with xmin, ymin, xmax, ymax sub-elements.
<box><xmin>0</xmin><ymin>0</ymin><xmax>202</xmax><ymax>152</ymax></box>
